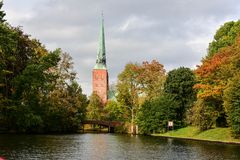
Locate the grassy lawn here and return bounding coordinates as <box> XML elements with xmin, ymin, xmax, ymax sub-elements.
<box><xmin>152</xmin><ymin>126</ymin><xmax>240</xmax><ymax>143</ymax></box>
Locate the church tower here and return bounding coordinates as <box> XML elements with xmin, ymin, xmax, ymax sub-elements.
<box><xmin>92</xmin><ymin>14</ymin><xmax>109</xmax><ymax>104</ymax></box>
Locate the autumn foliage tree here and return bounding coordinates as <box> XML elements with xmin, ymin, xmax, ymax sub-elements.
<box><xmin>194</xmin><ymin>22</ymin><xmax>240</xmax><ymax>132</ymax></box>
<box><xmin>136</xmin><ymin>60</ymin><xmax>166</xmax><ymax>100</ymax></box>
<box><xmin>116</xmin><ymin>60</ymin><xmax>166</xmax><ymax>133</ymax></box>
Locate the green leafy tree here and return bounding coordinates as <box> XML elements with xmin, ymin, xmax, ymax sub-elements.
<box><xmin>66</xmin><ymin>81</ymin><xmax>87</xmax><ymax>130</ymax></box>
<box><xmin>87</xmin><ymin>92</ymin><xmax>103</xmax><ymax>120</ymax></box>
<box><xmin>0</xmin><ymin>1</ymin><xmax>6</xmax><ymax>23</ymax></box>
<box><xmin>104</xmin><ymin>100</ymin><xmax>125</xmax><ymax>121</ymax></box>
<box><xmin>164</xmin><ymin>67</ymin><xmax>196</xmax><ymax>127</ymax></box>
<box><xmin>207</xmin><ymin>20</ymin><xmax>240</xmax><ymax>58</ymax></box>
<box><xmin>0</xmin><ymin>11</ymin><xmax>87</xmax><ymax>133</ymax></box>
<box><xmin>11</xmin><ymin>50</ymin><xmax>60</xmax><ymax>132</ymax></box>
<box><xmin>46</xmin><ymin>80</ymin><xmax>87</xmax><ymax>132</ymax></box>
<box><xmin>224</xmin><ymin>73</ymin><xmax>240</xmax><ymax>137</ymax></box>
<box><xmin>0</xmin><ymin>23</ymin><xmax>52</xmax><ymax>131</ymax></box>
<box><xmin>116</xmin><ymin>63</ymin><xmax>140</xmax><ymax>133</ymax></box>
<box><xmin>137</xmin><ymin>94</ymin><xmax>178</xmax><ymax>134</ymax></box>
<box><xmin>191</xmin><ymin>99</ymin><xmax>218</xmax><ymax>131</ymax></box>
<box><xmin>0</xmin><ymin>24</ymin><xmax>48</xmax><ymax>100</ymax></box>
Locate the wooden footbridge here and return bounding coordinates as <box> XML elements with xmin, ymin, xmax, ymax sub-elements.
<box><xmin>81</xmin><ymin>120</ymin><xmax>123</xmax><ymax>133</ymax></box>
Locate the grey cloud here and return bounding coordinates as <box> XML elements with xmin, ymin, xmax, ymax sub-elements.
<box><xmin>4</xmin><ymin>0</ymin><xmax>240</xmax><ymax>95</ymax></box>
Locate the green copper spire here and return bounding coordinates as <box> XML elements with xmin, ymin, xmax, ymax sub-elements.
<box><xmin>94</xmin><ymin>13</ymin><xmax>107</xmax><ymax>69</ymax></box>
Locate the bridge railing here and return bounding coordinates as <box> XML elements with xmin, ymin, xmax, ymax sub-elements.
<box><xmin>82</xmin><ymin>120</ymin><xmax>123</xmax><ymax>127</ymax></box>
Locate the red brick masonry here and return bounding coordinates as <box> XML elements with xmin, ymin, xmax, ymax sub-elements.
<box><xmin>92</xmin><ymin>69</ymin><xmax>109</xmax><ymax>104</ymax></box>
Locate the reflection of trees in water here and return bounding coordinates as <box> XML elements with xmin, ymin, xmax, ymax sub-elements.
<box><xmin>0</xmin><ymin>134</ymin><xmax>240</xmax><ymax>159</ymax></box>
<box><xmin>168</xmin><ymin>138</ymin><xmax>240</xmax><ymax>160</ymax></box>
<box><xmin>0</xmin><ymin>134</ymin><xmax>79</xmax><ymax>159</ymax></box>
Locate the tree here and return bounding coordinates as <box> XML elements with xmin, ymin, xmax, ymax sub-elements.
<box><xmin>136</xmin><ymin>60</ymin><xmax>166</xmax><ymax>100</ymax></box>
<box><xmin>116</xmin><ymin>61</ymin><xmax>166</xmax><ymax>133</ymax></box>
<box><xmin>0</xmin><ymin>1</ymin><xmax>6</xmax><ymax>23</ymax></box>
<box><xmin>104</xmin><ymin>100</ymin><xmax>125</xmax><ymax>121</ymax></box>
<box><xmin>116</xmin><ymin>63</ymin><xmax>141</xmax><ymax>133</ymax></box>
<box><xmin>137</xmin><ymin>94</ymin><xmax>178</xmax><ymax>134</ymax></box>
<box><xmin>194</xmin><ymin>49</ymin><xmax>232</xmax><ymax>128</ymax></box>
<box><xmin>194</xmin><ymin>36</ymin><xmax>240</xmax><ymax>129</ymax></box>
<box><xmin>0</xmin><ymin>23</ymin><xmax>52</xmax><ymax>131</ymax></box>
<box><xmin>0</xmin><ymin>24</ymin><xmax>48</xmax><ymax>100</ymax></box>
<box><xmin>0</xmin><ymin>10</ymin><xmax>87</xmax><ymax>133</ymax></box>
<box><xmin>87</xmin><ymin>92</ymin><xmax>103</xmax><ymax>120</ymax></box>
<box><xmin>164</xmin><ymin>67</ymin><xmax>196</xmax><ymax>126</ymax></box>
<box><xmin>207</xmin><ymin>20</ymin><xmax>240</xmax><ymax>58</ymax></box>
<box><xmin>11</xmin><ymin>50</ymin><xmax>60</xmax><ymax>132</ymax></box>
<box><xmin>191</xmin><ymin>99</ymin><xmax>218</xmax><ymax>131</ymax></box>
<box><xmin>44</xmin><ymin>51</ymin><xmax>87</xmax><ymax>132</ymax></box>
<box><xmin>66</xmin><ymin>81</ymin><xmax>87</xmax><ymax>130</ymax></box>
<box><xmin>224</xmin><ymin>73</ymin><xmax>240</xmax><ymax>137</ymax></box>
<box><xmin>46</xmin><ymin>80</ymin><xmax>87</xmax><ymax>132</ymax></box>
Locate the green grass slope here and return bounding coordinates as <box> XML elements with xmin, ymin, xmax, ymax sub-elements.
<box><xmin>152</xmin><ymin>126</ymin><xmax>240</xmax><ymax>143</ymax></box>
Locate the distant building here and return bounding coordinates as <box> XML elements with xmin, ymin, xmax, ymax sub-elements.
<box><xmin>92</xmin><ymin>14</ymin><xmax>109</xmax><ymax>104</ymax></box>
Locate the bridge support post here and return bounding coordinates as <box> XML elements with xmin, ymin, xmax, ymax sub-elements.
<box><xmin>108</xmin><ymin>127</ymin><xmax>114</xmax><ymax>133</ymax></box>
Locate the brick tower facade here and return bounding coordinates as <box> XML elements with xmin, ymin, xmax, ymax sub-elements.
<box><xmin>92</xmin><ymin>14</ymin><xmax>109</xmax><ymax>104</ymax></box>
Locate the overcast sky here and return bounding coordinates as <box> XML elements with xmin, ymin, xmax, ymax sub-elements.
<box><xmin>3</xmin><ymin>0</ymin><xmax>240</xmax><ymax>95</ymax></box>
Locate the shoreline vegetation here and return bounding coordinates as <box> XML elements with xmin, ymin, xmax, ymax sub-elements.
<box><xmin>152</xmin><ymin>126</ymin><xmax>240</xmax><ymax>144</ymax></box>
<box><xmin>1</xmin><ymin>2</ymin><xmax>240</xmax><ymax>140</ymax></box>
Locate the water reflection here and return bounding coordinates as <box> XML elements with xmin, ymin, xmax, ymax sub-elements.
<box><xmin>0</xmin><ymin>133</ymin><xmax>240</xmax><ymax>160</ymax></box>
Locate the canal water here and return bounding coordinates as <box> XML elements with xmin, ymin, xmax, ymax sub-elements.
<box><xmin>0</xmin><ymin>133</ymin><xmax>240</xmax><ymax>160</ymax></box>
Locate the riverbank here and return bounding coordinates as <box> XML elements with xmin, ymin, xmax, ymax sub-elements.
<box><xmin>152</xmin><ymin>126</ymin><xmax>240</xmax><ymax>144</ymax></box>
